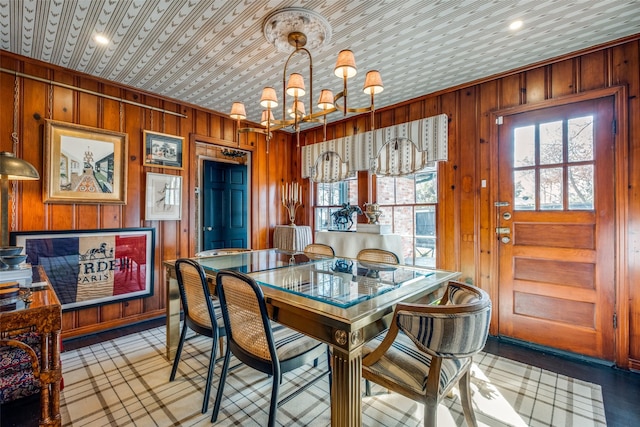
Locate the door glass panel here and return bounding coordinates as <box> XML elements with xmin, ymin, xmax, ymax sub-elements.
<box><xmin>540</xmin><ymin>120</ymin><xmax>563</xmax><ymax>165</ymax></box>
<box><xmin>514</xmin><ymin>125</ymin><xmax>535</xmax><ymax>167</ymax></box>
<box><xmin>514</xmin><ymin>169</ymin><xmax>535</xmax><ymax>210</ymax></box>
<box><xmin>568</xmin><ymin>116</ymin><xmax>594</xmax><ymax>162</ymax></box>
<box><xmin>540</xmin><ymin>167</ymin><xmax>563</xmax><ymax>210</ymax></box>
<box><xmin>568</xmin><ymin>165</ymin><xmax>594</xmax><ymax>210</ymax></box>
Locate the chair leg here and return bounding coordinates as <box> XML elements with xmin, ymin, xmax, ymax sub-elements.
<box><xmin>268</xmin><ymin>372</ymin><xmax>280</xmax><ymax>427</ymax></box>
<box><xmin>169</xmin><ymin>323</ymin><xmax>188</xmax><ymax>381</ymax></box>
<box><xmin>218</xmin><ymin>336</ymin><xmax>224</xmax><ymax>358</ymax></box>
<box><xmin>211</xmin><ymin>347</ymin><xmax>231</xmax><ymax>422</ymax></box>
<box><xmin>365</xmin><ymin>379</ymin><xmax>371</xmax><ymax>396</ymax></box>
<box><xmin>459</xmin><ymin>370</ymin><xmax>478</xmax><ymax>427</ymax></box>
<box><xmin>201</xmin><ymin>337</ymin><xmax>217</xmax><ymax>414</ymax></box>
<box><xmin>423</xmin><ymin>399</ymin><xmax>438</xmax><ymax>427</ymax></box>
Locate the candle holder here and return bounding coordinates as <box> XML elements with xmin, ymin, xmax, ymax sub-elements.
<box><xmin>282</xmin><ymin>182</ymin><xmax>302</xmax><ymax>226</ymax></box>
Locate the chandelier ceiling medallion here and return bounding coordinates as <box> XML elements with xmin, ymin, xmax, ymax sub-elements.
<box><xmin>229</xmin><ymin>8</ymin><xmax>384</xmax><ymax>153</ymax></box>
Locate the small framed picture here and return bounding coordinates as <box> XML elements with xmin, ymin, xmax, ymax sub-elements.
<box><xmin>145</xmin><ymin>172</ymin><xmax>182</xmax><ymax>220</ymax></box>
<box><xmin>44</xmin><ymin>120</ymin><xmax>128</xmax><ymax>204</ymax></box>
<box><xmin>143</xmin><ymin>130</ymin><xmax>184</xmax><ymax>170</ymax></box>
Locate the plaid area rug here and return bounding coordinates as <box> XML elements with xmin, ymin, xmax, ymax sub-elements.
<box><xmin>59</xmin><ymin>326</ymin><xmax>606</xmax><ymax>426</ymax></box>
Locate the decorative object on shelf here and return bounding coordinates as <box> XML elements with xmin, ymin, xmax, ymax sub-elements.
<box><xmin>331</xmin><ymin>203</ymin><xmax>362</xmax><ymax>231</ymax></box>
<box><xmin>221</xmin><ymin>149</ymin><xmax>246</xmax><ymax>159</ymax></box>
<box><xmin>229</xmin><ymin>7</ymin><xmax>384</xmax><ymax>153</ymax></box>
<box><xmin>363</xmin><ymin>202</ymin><xmax>382</xmax><ymax>224</ymax></box>
<box><xmin>143</xmin><ymin>130</ymin><xmax>184</xmax><ymax>170</ymax></box>
<box><xmin>281</xmin><ymin>182</ymin><xmax>302</xmax><ymax>225</ymax></box>
<box><xmin>0</xmin><ymin>153</ymin><xmax>39</xmax><ymax>247</ymax></box>
<box><xmin>145</xmin><ymin>173</ymin><xmax>182</xmax><ymax>221</ymax></box>
<box><xmin>44</xmin><ymin>120</ymin><xmax>128</xmax><ymax>204</ymax></box>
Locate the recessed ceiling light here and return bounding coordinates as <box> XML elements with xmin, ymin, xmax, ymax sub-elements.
<box><xmin>509</xmin><ymin>20</ymin><xmax>523</xmax><ymax>31</ymax></box>
<box><xmin>94</xmin><ymin>34</ymin><xmax>110</xmax><ymax>45</ymax></box>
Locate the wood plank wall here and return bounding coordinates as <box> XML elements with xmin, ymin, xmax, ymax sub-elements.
<box><xmin>298</xmin><ymin>38</ymin><xmax>640</xmax><ymax>369</ymax></box>
<box><xmin>2</xmin><ymin>35</ymin><xmax>640</xmax><ymax>368</ymax></box>
<box><xmin>0</xmin><ymin>51</ymin><xmax>294</xmax><ymax>339</ymax></box>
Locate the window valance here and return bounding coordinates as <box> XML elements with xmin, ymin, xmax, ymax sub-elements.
<box><xmin>302</xmin><ymin>114</ymin><xmax>448</xmax><ymax>182</ymax></box>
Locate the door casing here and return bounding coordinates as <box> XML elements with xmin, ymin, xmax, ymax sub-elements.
<box><xmin>488</xmin><ymin>86</ymin><xmax>629</xmax><ymax>367</ymax></box>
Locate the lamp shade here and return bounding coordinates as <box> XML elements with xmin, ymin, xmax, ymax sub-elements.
<box><xmin>286</xmin><ymin>73</ymin><xmax>306</xmax><ymax>97</ymax></box>
<box><xmin>0</xmin><ymin>152</ymin><xmax>39</xmax><ymax>180</ymax></box>
<box><xmin>260</xmin><ymin>110</ymin><xmax>275</xmax><ymax>126</ymax></box>
<box><xmin>334</xmin><ymin>50</ymin><xmax>357</xmax><ymax>78</ymax></box>
<box><xmin>229</xmin><ymin>102</ymin><xmax>247</xmax><ymax>120</ymax></box>
<box><xmin>260</xmin><ymin>87</ymin><xmax>278</xmax><ymax>108</ymax></box>
<box><xmin>363</xmin><ymin>70</ymin><xmax>384</xmax><ymax>95</ymax></box>
<box><xmin>317</xmin><ymin>89</ymin><xmax>335</xmax><ymax>110</ymax></box>
<box><xmin>289</xmin><ymin>100</ymin><xmax>306</xmax><ymax>119</ymax></box>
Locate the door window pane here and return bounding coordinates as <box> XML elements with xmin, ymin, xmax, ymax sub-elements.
<box><xmin>568</xmin><ymin>116</ymin><xmax>594</xmax><ymax>162</ymax></box>
<box><xmin>514</xmin><ymin>125</ymin><xmax>535</xmax><ymax>167</ymax></box>
<box><xmin>540</xmin><ymin>167</ymin><xmax>563</xmax><ymax>210</ymax></box>
<box><xmin>568</xmin><ymin>165</ymin><xmax>594</xmax><ymax>210</ymax></box>
<box><xmin>514</xmin><ymin>169</ymin><xmax>535</xmax><ymax>210</ymax></box>
<box><xmin>540</xmin><ymin>120</ymin><xmax>563</xmax><ymax>165</ymax></box>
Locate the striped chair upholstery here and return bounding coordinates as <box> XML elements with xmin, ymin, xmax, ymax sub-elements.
<box><xmin>212</xmin><ymin>270</ymin><xmax>329</xmax><ymax>427</ymax></box>
<box><xmin>362</xmin><ymin>281</ymin><xmax>491</xmax><ymax>427</ymax></box>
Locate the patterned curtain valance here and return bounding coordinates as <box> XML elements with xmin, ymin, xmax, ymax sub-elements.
<box><xmin>301</xmin><ymin>114</ymin><xmax>448</xmax><ymax>182</ymax></box>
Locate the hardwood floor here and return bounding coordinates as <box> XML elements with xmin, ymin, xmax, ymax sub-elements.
<box><xmin>2</xmin><ymin>317</ymin><xmax>639</xmax><ymax>426</ymax></box>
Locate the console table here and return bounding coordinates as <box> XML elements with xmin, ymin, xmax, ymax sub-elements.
<box><xmin>315</xmin><ymin>230</ymin><xmax>404</xmax><ymax>263</ymax></box>
<box><xmin>0</xmin><ymin>266</ymin><xmax>62</xmax><ymax>426</ymax></box>
<box><xmin>273</xmin><ymin>225</ymin><xmax>312</xmax><ymax>252</ymax></box>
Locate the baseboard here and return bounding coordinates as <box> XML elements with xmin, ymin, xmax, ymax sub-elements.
<box><xmin>489</xmin><ymin>335</ymin><xmax>616</xmax><ymax>368</ymax></box>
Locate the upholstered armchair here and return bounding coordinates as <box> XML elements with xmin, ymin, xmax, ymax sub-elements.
<box><xmin>362</xmin><ymin>281</ymin><xmax>491</xmax><ymax>427</ymax></box>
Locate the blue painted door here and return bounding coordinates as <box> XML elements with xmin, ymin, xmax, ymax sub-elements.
<box><xmin>202</xmin><ymin>161</ymin><xmax>248</xmax><ymax>250</ymax></box>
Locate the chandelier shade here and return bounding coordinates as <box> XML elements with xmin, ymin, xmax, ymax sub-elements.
<box><xmin>334</xmin><ymin>50</ymin><xmax>357</xmax><ymax>79</ymax></box>
<box><xmin>286</xmin><ymin>73</ymin><xmax>306</xmax><ymax>97</ymax></box>
<box><xmin>363</xmin><ymin>71</ymin><xmax>384</xmax><ymax>95</ymax></box>
<box><xmin>229</xmin><ymin>102</ymin><xmax>247</xmax><ymax>120</ymax></box>
<box><xmin>317</xmin><ymin>89</ymin><xmax>335</xmax><ymax>110</ymax></box>
<box><xmin>229</xmin><ymin>8</ymin><xmax>385</xmax><ymax>152</ymax></box>
<box><xmin>260</xmin><ymin>87</ymin><xmax>278</xmax><ymax>108</ymax></box>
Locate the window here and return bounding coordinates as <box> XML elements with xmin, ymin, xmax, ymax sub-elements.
<box><xmin>314</xmin><ymin>179</ymin><xmax>358</xmax><ymax>231</ymax></box>
<box><xmin>513</xmin><ymin>116</ymin><xmax>594</xmax><ymax>211</ymax></box>
<box><xmin>377</xmin><ymin>168</ymin><xmax>437</xmax><ymax>267</ymax></box>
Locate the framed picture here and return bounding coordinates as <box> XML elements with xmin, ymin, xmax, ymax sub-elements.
<box><xmin>143</xmin><ymin>130</ymin><xmax>184</xmax><ymax>169</ymax></box>
<box><xmin>11</xmin><ymin>228</ymin><xmax>155</xmax><ymax>311</ymax></box>
<box><xmin>145</xmin><ymin>172</ymin><xmax>182</xmax><ymax>220</ymax></box>
<box><xmin>44</xmin><ymin>119</ymin><xmax>128</xmax><ymax>204</ymax></box>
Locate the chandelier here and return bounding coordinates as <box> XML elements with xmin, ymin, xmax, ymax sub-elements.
<box><xmin>229</xmin><ymin>8</ymin><xmax>384</xmax><ymax>153</ymax></box>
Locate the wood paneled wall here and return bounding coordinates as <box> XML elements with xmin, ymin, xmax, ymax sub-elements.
<box><xmin>0</xmin><ymin>51</ymin><xmax>294</xmax><ymax>338</ymax></box>
<box><xmin>3</xmin><ymin>35</ymin><xmax>640</xmax><ymax>368</ymax></box>
<box><xmin>298</xmin><ymin>37</ymin><xmax>640</xmax><ymax>369</ymax></box>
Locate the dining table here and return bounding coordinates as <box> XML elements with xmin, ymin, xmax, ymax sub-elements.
<box><xmin>163</xmin><ymin>249</ymin><xmax>459</xmax><ymax>427</ymax></box>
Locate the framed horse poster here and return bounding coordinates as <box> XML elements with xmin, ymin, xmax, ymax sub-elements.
<box><xmin>10</xmin><ymin>228</ymin><xmax>155</xmax><ymax>311</ymax></box>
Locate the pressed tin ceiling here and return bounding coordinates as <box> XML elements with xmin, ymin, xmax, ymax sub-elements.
<box><xmin>1</xmin><ymin>0</ymin><xmax>640</xmax><ymax>127</ymax></box>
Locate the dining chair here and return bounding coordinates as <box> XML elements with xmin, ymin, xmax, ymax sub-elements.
<box><xmin>303</xmin><ymin>243</ymin><xmax>335</xmax><ymax>257</ymax></box>
<box><xmin>195</xmin><ymin>248</ymin><xmax>251</xmax><ymax>257</ymax></box>
<box><xmin>356</xmin><ymin>248</ymin><xmax>399</xmax><ymax>265</ymax></box>
<box><xmin>212</xmin><ymin>269</ymin><xmax>329</xmax><ymax>427</ymax></box>
<box><xmin>361</xmin><ymin>281</ymin><xmax>492</xmax><ymax>427</ymax></box>
<box><xmin>169</xmin><ymin>258</ymin><xmax>226</xmax><ymax>414</ymax></box>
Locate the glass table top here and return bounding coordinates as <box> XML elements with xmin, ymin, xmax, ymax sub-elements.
<box><xmin>195</xmin><ymin>249</ymin><xmax>324</xmax><ymax>274</ymax></box>
<box><xmin>250</xmin><ymin>258</ymin><xmax>437</xmax><ymax>308</ymax></box>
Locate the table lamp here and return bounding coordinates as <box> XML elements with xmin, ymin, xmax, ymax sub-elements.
<box><xmin>0</xmin><ymin>152</ymin><xmax>40</xmax><ymax>246</ymax></box>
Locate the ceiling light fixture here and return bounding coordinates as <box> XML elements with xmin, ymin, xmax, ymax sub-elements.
<box><xmin>229</xmin><ymin>8</ymin><xmax>384</xmax><ymax>153</ymax></box>
<box><xmin>94</xmin><ymin>34</ymin><xmax>110</xmax><ymax>45</ymax></box>
<box><xmin>509</xmin><ymin>20</ymin><xmax>523</xmax><ymax>31</ymax></box>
